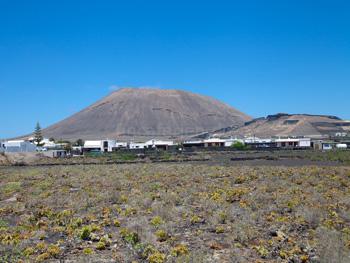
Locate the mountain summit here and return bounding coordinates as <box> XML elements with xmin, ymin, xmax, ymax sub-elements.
<box><xmin>41</xmin><ymin>88</ymin><xmax>251</xmax><ymax>140</ymax></box>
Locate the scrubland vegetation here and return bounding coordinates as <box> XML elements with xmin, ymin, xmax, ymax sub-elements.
<box><xmin>1</xmin><ymin>163</ymin><xmax>350</xmax><ymax>262</ymax></box>
<box><xmin>306</xmin><ymin>150</ymin><xmax>350</xmax><ymax>165</ymax></box>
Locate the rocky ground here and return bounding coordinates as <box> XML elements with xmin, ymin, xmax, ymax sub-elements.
<box><xmin>0</xmin><ymin>152</ymin><xmax>44</xmax><ymax>166</ymax></box>
<box><xmin>1</xmin><ymin>162</ymin><xmax>350</xmax><ymax>262</ymax></box>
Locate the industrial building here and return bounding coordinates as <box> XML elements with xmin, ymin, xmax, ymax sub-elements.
<box><xmin>2</xmin><ymin>140</ymin><xmax>37</xmax><ymax>153</ymax></box>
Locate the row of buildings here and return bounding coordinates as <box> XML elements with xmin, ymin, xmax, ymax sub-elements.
<box><xmin>83</xmin><ymin>139</ymin><xmax>176</xmax><ymax>152</ymax></box>
<box><xmin>81</xmin><ymin>137</ymin><xmax>315</xmax><ymax>153</ymax></box>
<box><xmin>183</xmin><ymin>137</ymin><xmax>348</xmax><ymax>150</ymax></box>
<box><xmin>51</xmin><ymin>137</ymin><xmax>349</xmax><ymax>152</ymax></box>
<box><xmin>1</xmin><ymin>136</ymin><xmax>349</xmax><ymax>156</ymax></box>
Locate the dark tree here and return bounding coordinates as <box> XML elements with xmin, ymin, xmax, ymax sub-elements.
<box><xmin>64</xmin><ymin>142</ymin><xmax>72</xmax><ymax>152</ymax></box>
<box><xmin>34</xmin><ymin>122</ymin><xmax>44</xmax><ymax>146</ymax></box>
<box><xmin>74</xmin><ymin>139</ymin><xmax>84</xmax><ymax>146</ymax></box>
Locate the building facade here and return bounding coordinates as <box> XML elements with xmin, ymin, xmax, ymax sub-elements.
<box><xmin>83</xmin><ymin>140</ymin><xmax>116</xmax><ymax>153</ymax></box>
<box><xmin>3</xmin><ymin>140</ymin><xmax>37</xmax><ymax>152</ymax></box>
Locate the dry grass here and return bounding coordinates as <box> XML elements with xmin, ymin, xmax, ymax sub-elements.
<box><xmin>0</xmin><ymin>163</ymin><xmax>350</xmax><ymax>262</ymax></box>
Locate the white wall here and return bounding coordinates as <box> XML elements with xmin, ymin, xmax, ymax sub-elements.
<box><xmin>129</xmin><ymin>143</ymin><xmax>146</xmax><ymax>149</ymax></box>
<box><xmin>3</xmin><ymin>141</ymin><xmax>37</xmax><ymax>152</ymax></box>
<box><xmin>299</xmin><ymin>139</ymin><xmax>311</xmax><ymax>147</ymax></box>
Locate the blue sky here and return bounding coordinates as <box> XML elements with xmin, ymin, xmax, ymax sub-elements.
<box><xmin>1</xmin><ymin>0</ymin><xmax>350</xmax><ymax>138</ymax></box>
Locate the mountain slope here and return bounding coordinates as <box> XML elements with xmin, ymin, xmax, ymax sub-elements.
<box><xmin>215</xmin><ymin>113</ymin><xmax>350</xmax><ymax>138</ymax></box>
<box><xmin>41</xmin><ymin>88</ymin><xmax>251</xmax><ymax>140</ymax></box>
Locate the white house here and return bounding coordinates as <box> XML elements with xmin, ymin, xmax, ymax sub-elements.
<box><xmin>83</xmin><ymin>141</ymin><xmax>102</xmax><ymax>152</ymax></box>
<box><xmin>223</xmin><ymin>138</ymin><xmax>244</xmax><ymax>147</ymax></box>
<box><xmin>183</xmin><ymin>138</ymin><xmax>244</xmax><ymax>148</ymax></box>
<box><xmin>3</xmin><ymin>140</ymin><xmax>37</xmax><ymax>153</ymax></box>
<box><xmin>145</xmin><ymin>139</ymin><xmax>176</xmax><ymax>150</ymax></box>
<box><xmin>243</xmin><ymin>137</ymin><xmax>274</xmax><ymax>148</ymax></box>
<box><xmin>103</xmin><ymin>140</ymin><xmax>116</xmax><ymax>152</ymax></box>
<box><xmin>83</xmin><ymin>140</ymin><xmax>116</xmax><ymax>153</ymax></box>
<box><xmin>129</xmin><ymin>142</ymin><xmax>147</xmax><ymax>149</ymax></box>
<box><xmin>275</xmin><ymin>138</ymin><xmax>311</xmax><ymax>148</ymax></box>
<box><xmin>244</xmin><ymin>137</ymin><xmax>272</xmax><ymax>144</ymax></box>
<box><xmin>182</xmin><ymin>140</ymin><xmax>205</xmax><ymax>148</ymax></box>
<box><xmin>202</xmin><ymin>138</ymin><xmax>226</xmax><ymax>147</ymax></box>
<box><xmin>27</xmin><ymin>137</ymin><xmax>58</xmax><ymax>150</ymax></box>
<box><xmin>71</xmin><ymin>146</ymin><xmax>83</xmax><ymax>156</ymax></box>
<box><xmin>41</xmin><ymin>138</ymin><xmax>57</xmax><ymax>149</ymax></box>
<box><xmin>335</xmin><ymin>132</ymin><xmax>348</xmax><ymax>137</ymax></box>
<box><xmin>322</xmin><ymin>143</ymin><xmax>333</xmax><ymax>150</ymax></box>
<box><xmin>115</xmin><ymin>142</ymin><xmax>128</xmax><ymax>149</ymax></box>
<box><xmin>297</xmin><ymin>138</ymin><xmax>312</xmax><ymax>147</ymax></box>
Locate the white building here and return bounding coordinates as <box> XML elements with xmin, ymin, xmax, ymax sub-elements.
<box><xmin>3</xmin><ymin>140</ymin><xmax>37</xmax><ymax>152</ymax></box>
<box><xmin>183</xmin><ymin>138</ymin><xmax>244</xmax><ymax>148</ymax></box>
<box><xmin>322</xmin><ymin>143</ymin><xmax>333</xmax><ymax>150</ymax></box>
<box><xmin>336</xmin><ymin>144</ymin><xmax>348</xmax><ymax>149</ymax></box>
<box><xmin>83</xmin><ymin>140</ymin><xmax>116</xmax><ymax>153</ymax></box>
<box><xmin>182</xmin><ymin>140</ymin><xmax>205</xmax><ymax>148</ymax></box>
<box><xmin>27</xmin><ymin>137</ymin><xmax>58</xmax><ymax>150</ymax></box>
<box><xmin>129</xmin><ymin>142</ymin><xmax>147</xmax><ymax>149</ymax></box>
<box><xmin>244</xmin><ymin>137</ymin><xmax>272</xmax><ymax>144</ymax></box>
<box><xmin>275</xmin><ymin>138</ymin><xmax>311</xmax><ymax>148</ymax></box>
<box><xmin>243</xmin><ymin>137</ymin><xmax>311</xmax><ymax>149</ymax></box>
<box><xmin>115</xmin><ymin>142</ymin><xmax>128</xmax><ymax>149</ymax></box>
<box><xmin>145</xmin><ymin>139</ymin><xmax>176</xmax><ymax>150</ymax></box>
<box><xmin>335</xmin><ymin>132</ymin><xmax>348</xmax><ymax>137</ymax></box>
<box><xmin>243</xmin><ymin>137</ymin><xmax>274</xmax><ymax>148</ymax></box>
<box><xmin>223</xmin><ymin>138</ymin><xmax>244</xmax><ymax>147</ymax></box>
<box><xmin>202</xmin><ymin>138</ymin><xmax>226</xmax><ymax>147</ymax></box>
<box><xmin>41</xmin><ymin>138</ymin><xmax>57</xmax><ymax>149</ymax></box>
<box><xmin>72</xmin><ymin>146</ymin><xmax>83</xmax><ymax>156</ymax></box>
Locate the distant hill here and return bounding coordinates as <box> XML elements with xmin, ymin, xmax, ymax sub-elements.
<box><xmin>39</xmin><ymin>88</ymin><xmax>251</xmax><ymax>141</ymax></box>
<box><xmin>213</xmin><ymin>113</ymin><xmax>350</xmax><ymax>138</ymax></box>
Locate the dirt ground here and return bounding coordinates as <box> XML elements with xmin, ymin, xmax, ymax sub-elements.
<box><xmin>0</xmin><ymin>152</ymin><xmax>46</xmax><ymax>166</ymax></box>
<box><xmin>1</xmin><ymin>162</ymin><xmax>350</xmax><ymax>262</ymax></box>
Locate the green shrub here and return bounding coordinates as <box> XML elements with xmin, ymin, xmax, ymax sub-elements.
<box><xmin>155</xmin><ymin>230</ymin><xmax>169</xmax><ymax>242</ymax></box>
<box><xmin>190</xmin><ymin>215</ymin><xmax>201</xmax><ymax>224</ymax></box>
<box><xmin>120</xmin><ymin>228</ymin><xmax>139</xmax><ymax>246</ymax></box>
<box><xmin>215</xmin><ymin>226</ymin><xmax>225</xmax><ymax>234</ymax></box>
<box><xmin>140</xmin><ymin>244</ymin><xmax>156</xmax><ymax>259</ymax></box>
<box><xmin>96</xmin><ymin>241</ymin><xmax>106</xmax><ymax>250</ymax></box>
<box><xmin>231</xmin><ymin>141</ymin><xmax>246</xmax><ymax>150</ymax></box>
<box><xmin>225</xmin><ymin>187</ymin><xmax>249</xmax><ymax>203</ymax></box>
<box><xmin>83</xmin><ymin>247</ymin><xmax>94</xmax><ymax>255</ymax></box>
<box><xmin>148</xmin><ymin>251</ymin><xmax>166</xmax><ymax>263</ymax></box>
<box><xmin>113</xmin><ymin>219</ymin><xmax>121</xmax><ymax>227</ymax></box>
<box><xmin>171</xmin><ymin>244</ymin><xmax>189</xmax><ymax>257</ymax></box>
<box><xmin>150</xmin><ymin>216</ymin><xmax>164</xmax><ymax>227</ymax></box>
<box><xmin>36</xmin><ymin>252</ymin><xmax>50</xmax><ymax>262</ymax></box>
<box><xmin>80</xmin><ymin>226</ymin><xmax>91</xmax><ymax>240</ymax></box>
<box><xmin>70</xmin><ymin>217</ymin><xmax>83</xmax><ymax>229</ymax></box>
<box><xmin>47</xmin><ymin>244</ymin><xmax>60</xmax><ymax>257</ymax></box>
<box><xmin>22</xmin><ymin>247</ymin><xmax>35</xmax><ymax>257</ymax></box>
